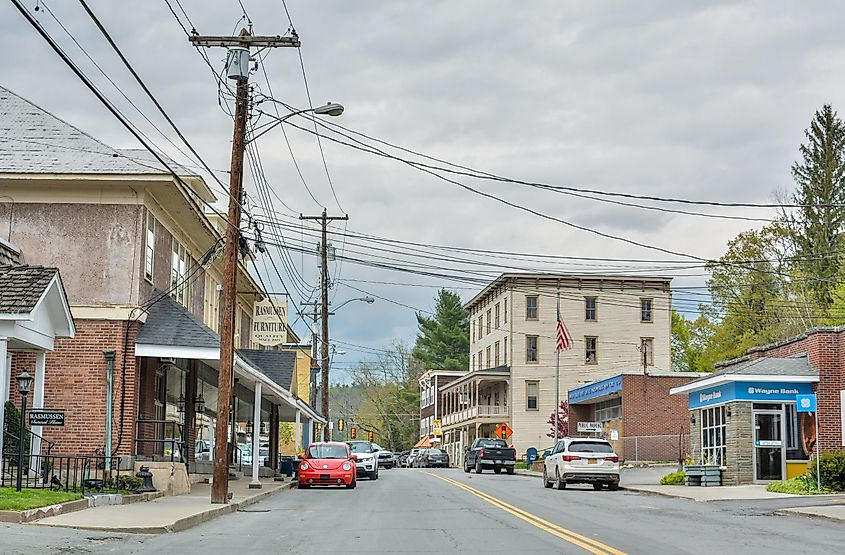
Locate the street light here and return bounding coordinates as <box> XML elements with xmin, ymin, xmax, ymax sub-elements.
<box><xmin>330</xmin><ymin>296</ymin><xmax>375</xmax><ymax>314</ymax></box>
<box><xmin>15</xmin><ymin>371</ymin><xmax>33</xmax><ymax>492</ymax></box>
<box><xmin>248</xmin><ymin>101</ymin><xmax>344</xmax><ymax>143</ymax></box>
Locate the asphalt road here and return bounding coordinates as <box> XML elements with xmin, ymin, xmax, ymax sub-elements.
<box><xmin>2</xmin><ymin>468</ymin><xmax>844</xmax><ymax>554</ymax></box>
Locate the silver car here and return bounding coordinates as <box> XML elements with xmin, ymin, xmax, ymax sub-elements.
<box><xmin>347</xmin><ymin>440</ymin><xmax>379</xmax><ymax>480</ymax></box>
<box><xmin>543</xmin><ymin>437</ymin><xmax>620</xmax><ymax>491</ymax></box>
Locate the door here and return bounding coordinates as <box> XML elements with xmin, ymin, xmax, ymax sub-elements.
<box><xmin>754</xmin><ymin>411</ymin><xmax>784</xmax><ymax>482</ymax></box>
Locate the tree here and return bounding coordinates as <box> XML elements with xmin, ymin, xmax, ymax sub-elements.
<box><xmin>671</xmin><ymin>310</ymin><xmax>714</xmax><ymax>373</ymax></box>
<box><xmin>791</xmin><ymin>104</ymin><xmax>845</xmax><ymax>310</ymax></box>
<box><xmin>412</xmin><ymin>289</ymin><xmax>470</xmax><ymax>370</ymax></box>
<box><xmin>546</xmin><ymin>401</ymin><xmax>569</xmax><ymax>439</ymax></box>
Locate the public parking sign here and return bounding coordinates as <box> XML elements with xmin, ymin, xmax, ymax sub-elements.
<box><xmin>28</xmin><ymin>410</ymin><xmax>65</xmax><ymax>427</ymax></box>
<box><xmin>796</xmin><ymin>394</ymin><xmax>817</xmax><ymax>413</ymax></box>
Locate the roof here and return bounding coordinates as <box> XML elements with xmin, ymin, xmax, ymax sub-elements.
<box><xmin>670</xmin><ymin>354</ymin><xmax>818</xmax><ymax>395</ymax></box>
<box><xmin>0</xmin><ymin>238</ymin><xmax>23</xmax><ymax>266</ymax></box>
<box><xmin>0</xmin><ymin>265</ymin><xmax>59</xmax><ymax>314</ymax></box>
<box><xmin>0</xmin><ymin>85</ymin><xmax>194</xmax><ymax>175</ymax></box>
<box><xmin>464</xmin><ymin>272</ymin><xmax>673</xmax><ymax>309</ymax></box>
<box><xmin>238</xmin><ymin>349</ymin><xmax>296</xmax><ymax>391</ymax></box>
<box><xmin>135</xmin><ymin>290</ymin><xmax>219</xmax><ymax>348</ymax></box>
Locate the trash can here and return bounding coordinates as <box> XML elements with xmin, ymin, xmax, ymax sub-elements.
<box><xmin>280</xmin><ymin>457</ymin><xmax>295</xmax><ymax>478</ymax></box>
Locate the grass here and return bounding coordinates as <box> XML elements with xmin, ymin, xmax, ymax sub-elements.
<box><xmin>0</xmin><ymin>488</ymin><xmax>83</xmax><ymax>511</ymax></box>
<box><xmin>514</xmin><ymin>461</ymin><xmax>529</xmax><ymax>470</ymax></box>
<box><xmin>765</xmin><ymin>476</ymin><xmax>833</xmax><ymax>495</ymax></box>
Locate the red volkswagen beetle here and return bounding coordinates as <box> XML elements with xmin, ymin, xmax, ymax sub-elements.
<box><xmin>298</xmin><ymin>442</ymin><xmax>357</xmax><ymax>489</ymax></box>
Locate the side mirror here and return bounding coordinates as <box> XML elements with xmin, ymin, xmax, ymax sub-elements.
<box><xmin>350</xmin><ymin>454</ymin><xmax>358</xmax><ymax>460</ymax></box>
<box><xmin>297</xmin><ymin>453</ymin><xmax>305</xmax><ymax>460</ymax></box>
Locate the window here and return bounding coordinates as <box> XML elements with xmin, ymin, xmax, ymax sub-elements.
<box><xmin>785</xmin><ymin>404</ymin><xmax>811</xmax><ymax>461</ymax></box>
<box><xmin>585</xmin><ymin>297</ymin><xmax>597</xmax><ymax>321</ymax></box>
<box><xmin>526</xmin><ymin>335</ymin><xmax>539</xmax><ymax>363</ymax></box>
<box><xmin>585</xmin><ymin>336</ymin><xmax>597</xmax><ymax>364</ymax></box>
<box><xmin>485</xmin><ymin>346</ymin><xmax>491</xmax><ymax>368</ymax></box>
<box><xmin>486</xmin><ymin>309</ymin><xmax>492</xmax><ymax>335</ymax></box>
<box><xmin>478</xmin><ymin>351</ymin><xmax>483</xmax><ymax>369</ymax></box>
<box><xmin>526</xmin><ymin>296</ymin><xmax>538</xmax><ymax>320</ymax></box>
<box><xmin>641</xmin><ymin>298</ymin><xmax>653</xmax><ymax>322</ymax></box>
<box><xmin>526</xmin><ymin>381</ymin><xmax>539</xmax><ymax>410</ymax></box>
<box><xmin>503</xmin><ymin>337</ymin><xmax>508</xmax><ymax>365</ymax></box>
<box><xmin>494</xmin><ymin>341</ymin><xmax>500</xmax><ymax>366</ymax></box>
<box><xmin>204</xmin><ymin>275</ymin><xmax>220</xmax><ymax>332</ymax></box>
<box><xmin>472</xmin><ymin>354</ymin><xmax>476</xmax><ymax>371</ymax></box>
<box><xmin>700</xmin><ymin>406</ymin><xmax>726</xmax><ymax>466</ymax></box>
<box><xmin>504</xmin><ymin>298</ymin><xmax>508</xmax><ymax>323</ymax></box>
<box><xmin>471</xmin><ymin>319</ymin><xmax>475</xmax><ymax>341</ymax></box>
<box><xmin>595</xmin><ymin>398</ymin><xmax>621</xmax><ymax>423</ymax></box>
<box><xmin>494</xmin><ymin>303</ymin><xmax>500</xmax><ymax>330</ymax></box>
<box><xmin>144</xmin><ymin>211</ymin><xmax>155</xmax><ymax>281</ymax></box>
<box><xmin>478</xmin><ymin>316</ymin><xmax>483</xmax><ymax>338</ymax></box>
<box><xmin>170</xmin><ymin>240</ymin><xmax>189</xmax><ymax>306</ymax></box>
<box><xmin>640</xmin><ymin>338</ymin><xmax>654</xmax><ymax>366</ymax></box>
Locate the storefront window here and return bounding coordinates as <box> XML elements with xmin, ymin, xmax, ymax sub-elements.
<box><xmin>701</xmin><ymin>406</ymin><xmax>726</xmax><ymax>466</ymax></box>
<box><xmin>785</xmin><ymin>404</ymin><xmax>811</xmax><ymax>461</ymax></box>
<box><xmin>595</xmin><ymin>398</ymin><xmax>621</xmax><ymax>423</ymax></box>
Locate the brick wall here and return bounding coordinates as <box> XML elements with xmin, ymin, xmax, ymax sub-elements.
<box><xmin>8</xmin><ymin>319</ymin><xmax>140</xmax><ymax>457</ymax></box>
<box><xmin>622</xmin><ymin>375</ymin><xmax>695</xmax><ymax>437</ymax></box>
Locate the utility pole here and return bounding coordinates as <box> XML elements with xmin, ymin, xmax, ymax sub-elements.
<box><xmin>300</xmin><ymin>300</ymin><xmax>320</xmax><ymax>409</ymax></box>
<box><xmin>300</xmin><ymin>208</ymin><xmax>348</xmax><ymax>440</ymax></box>
<box><xmin>190</xmin><ymin>28</ymin><xmax>300</xmax><ymax>505</ymax></box>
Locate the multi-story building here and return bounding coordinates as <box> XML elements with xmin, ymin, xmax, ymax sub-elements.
<box><xmin>418</xmin><ymin>369</ymin><xmax>465</xmax><ymax>445</ymax></box>
<box><xmin>0</xmin><ymin>86</ymin><xmax>323</xmax><ymax>484</ymax></box>
<box><xmin>441</xmin><ymin>273</ymin><xmax>672</xmax><ymax>463</ymax></box>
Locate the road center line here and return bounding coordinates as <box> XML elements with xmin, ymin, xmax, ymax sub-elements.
<box><xmin>426</xmin><ymin>472</ymin><xmax>626</xmax><ymax>555</ymax></box>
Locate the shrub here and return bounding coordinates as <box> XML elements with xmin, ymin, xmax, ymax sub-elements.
<box><xmin>660</xmin><ymin>471</ymin><xmax>686</xmax><ymax>485</ymax></box>
<box><xmin>807</xmin><ymin>451</ymin><xmax>845</xmax><ymax>492</ymax></box>
<box><xmin>766</xmin><ymin>475</ymin><xmax>832</xmax><ymax>495</ymax></box>
<box><xmin>104</xmin><ymin>474</ymin><xmax>143</xmax><ymax>493</ymax></box>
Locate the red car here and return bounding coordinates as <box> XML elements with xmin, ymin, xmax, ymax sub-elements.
<box><xmin>298</xmin><ymin>442</ymin><xmax>357</xmax><ymax>489</ymax></box>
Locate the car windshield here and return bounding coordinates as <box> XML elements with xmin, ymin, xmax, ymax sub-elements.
<box><xmin>307</xmin><ymin>444</ymin><xmax>349</xmax><ymax>459</ymax></box>
<box><xmin>478</xmin><ymin>439</ymin><xmax>508</xmax><ymax>449</ymax></box>
<box><xmin>348</xmin><ymin>442</ymin><xmax>373</xmax><ymax>453</ymax></box>
<box><xmin>568</xmin><ymin>441</ymin><xmax>614</xmax><ymax>453</ymax></box>
<box><xmin>428</xmin><ymin>449</ymin><xmax>445</xmax><ymax>455</ymax></box>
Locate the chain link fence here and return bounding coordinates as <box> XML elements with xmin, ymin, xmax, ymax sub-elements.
<box><xmin>622</xmin><ymin>434</ymin><xmax>689</xmax><ymax>463</ymax></box>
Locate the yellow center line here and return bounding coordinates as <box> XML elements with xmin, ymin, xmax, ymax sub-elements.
<box><xmin>426</xmin><ymin>472</ymin><xmax>626</xmax><ymax>555</ymax></box>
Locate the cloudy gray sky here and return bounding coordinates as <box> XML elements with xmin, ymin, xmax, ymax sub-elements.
<box><xmin>3</xmin><ymin>0</ymin><xmax>845</xmax><ymax>377</ymax></box>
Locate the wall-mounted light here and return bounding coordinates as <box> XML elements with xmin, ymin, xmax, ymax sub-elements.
<box><xmin>726</xmin><ymin>406</ymin><xmax>732</xmax><ymax>418</ymax></box>
<box><xmin>690</xmin><ymin>412</ymin><xmax>696</xmax><ymax>425</ymax></box>
<box><xmin>177</xmin><ymin>394</ymin><xmax>186</xmax><ymax>414</ymax></box>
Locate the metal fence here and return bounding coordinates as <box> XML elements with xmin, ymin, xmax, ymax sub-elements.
<box><xmin>1</xmin><ymin>452</ymin><xmax>91</xmax><ymax>494</ymax></box>
<box><xmin>134</xmin><ymin>419</ymin><xmax>186</xmax><ymax>463</ymax></box>
<box><xmin>622</xmin><ymin>434</ymin><xmax>689</xmax><ymax>463</ymax></box>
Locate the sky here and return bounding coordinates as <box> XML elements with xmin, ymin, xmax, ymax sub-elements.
<box><xmin>3</xmin><ymin>0</ymin><xmax>845</xmax><ymax>378</ymax></box>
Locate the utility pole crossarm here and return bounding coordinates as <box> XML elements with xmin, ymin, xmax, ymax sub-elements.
<box><xmin>190</xmin><ymin>35</ymin><xmax>301</xmax><ymax>48</ymax></box>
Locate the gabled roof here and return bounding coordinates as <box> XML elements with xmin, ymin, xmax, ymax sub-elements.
<box><xmin>670</xmin><ymin>354</ymin><xmax>818</xmax><ymax>395</ymax></box>
<box><xmin>0</xmin><ymin>238</ymin><xmax>23</xmax><ymax>266</ymax></box>
<box><xmin>135</xmin><ymin>290</ymin><xmax>219</xmax><ymax>349</ymax></box>
<box><xmin>238</xmin><ymin>349</ymin><xmax>296</xmax><ymax>391</ymax></box>
<box><xmin>0</xmin><ymin>265</ymin><xmax>59</xmax><ymax>314</ymax></box>
<box><xmin>0</xmin><ymin>85</ymin><xmax>194</xmax><ymax>175</ymax></box>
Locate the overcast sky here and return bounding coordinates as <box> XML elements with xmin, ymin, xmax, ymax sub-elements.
<box><xmin>3</xmin><ymin>1</ymin><xmax>845</xmax><ymax>377</ymax></box>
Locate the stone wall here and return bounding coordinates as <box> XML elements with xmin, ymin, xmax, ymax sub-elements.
<box><xmin>723</xmin><ymin>402</ymin><xmax>754</xmax><ymax>485</ymax></box>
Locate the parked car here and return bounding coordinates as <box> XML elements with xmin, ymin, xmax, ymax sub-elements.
<box><xmin>416</xmin><ymin>448</ymin><xmax>449</xmax><ymax>468</ymax></box>
<box><xmin>543</xmin><ymin>437</ymin><xmax>620</xmax><ymax>491</ymax></box>
<box><xmin>464</xmin><ymin>438</ymin><xmax>516</xmax><ymax>474</ymax></box>
<box><xmin>406</xmin><ymin>448</ymin><xmax>422</xmax><ymax>468</ymax></box>
<box><xmin>397</xmin><ymin>451</ymin><xmax>410</xmax><ymax>467</ymax></box>
<box><xmin>298</xmin><ymin>442</ymin><xmax>356</xmax><ymax>489</ymax></box>
<box><xmin>372</xmin><ymin>443</ymin><xmax>396</xmax><ymax>469</ymax></box>
<box><xmin>195</xmin><ymin>440</ymin><xmax>211</xmax><ymax>461</ymax></box>
<box><xmin>347</xmin><ymin>440</ymin><xmax>379</xmax><ymax>480</ymax></box>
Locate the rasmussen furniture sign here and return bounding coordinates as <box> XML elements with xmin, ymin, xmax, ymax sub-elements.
<box><xmin>252</xmin><ymin>298</ymin><xmax>287</xmax><ymax>346</ymax></box>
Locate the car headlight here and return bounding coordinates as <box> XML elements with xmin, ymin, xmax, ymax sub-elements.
<box><xmin>343</xmin><ymin>463</ymin><xmax>352</xmax><ymax>471</ymax></box>
<box><xmin>300</xmin><ymin>462</ymin><xmax>309</xmax><ymax>470</ymax></box>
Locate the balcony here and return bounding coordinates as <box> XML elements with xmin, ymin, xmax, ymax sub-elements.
<box><xmin>443</xmin><ymin>404</ymin><xmax>508</xmax><ymax>426</ymax></box>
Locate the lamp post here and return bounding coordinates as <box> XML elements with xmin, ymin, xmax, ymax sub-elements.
<box><xmin>16</xmin><ymin>371</ymin><xmax>33</xmax><ymax>492</ymax></box>
<box><xmin>248</xmin><ymin>101</ymin><xmax>344</xmax><ymax>143</ymax></box>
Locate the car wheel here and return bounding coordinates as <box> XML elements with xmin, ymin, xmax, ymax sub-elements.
<box><xmin>506</xmin><ymin>467</ymin><xmax>514</xmax><ymax>475</ymax></box>
<box><xmin>543</xmin><ymin>467</ymin><xmax>552</xmax><ymax>488</ymax></box>
<box><xmin>347</xmin><ymin>479</ymin><xmax>356</xmax><ymax>489</ymax></box>
<box><xmin>593</xmin><ymin>483</ymin><xmax>603</xmax><ymax>491</ymax></box>
<box><xmin>369</xmin><ymin>469</ymin><xmax>379</xmax><ymax>480</ymax></box>
<box><xmin>464</xmin><ymin>460</ymin><xmax>471</xmax><ymax>473</ymax></box>
<box><xmin>608</xmin><ymin>483</ymin><xmax>619</xmax><ymax>491</ymax></box>
<box><xmin>493</xmin><ymin>467</ymin><xmax>502</xmax><ymax>474</ymax></box>
<box><xmin>475</xmin><ymin>460</ymin><xmax>483</xmax><ymax>474</ymax></box>
<box><xmin>554</xmin><ymin>468</ymin><xmax>566</xmax><ymax>490</ymax></box>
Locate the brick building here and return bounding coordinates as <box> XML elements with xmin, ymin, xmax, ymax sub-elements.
<box><xmin>567</xmin><ymin>371</ymin><xmax>704</xmax><ymax>462</ymax></box>
<box><xmin>671</xmin><ymin>327</ymin><xmax>845</xmax><ymax>485</ymax></box>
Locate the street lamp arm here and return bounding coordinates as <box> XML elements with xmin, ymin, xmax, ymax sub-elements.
<box><xmin>332</xmin><ymin>296</ymin><xmax>375</xmax><ymax>312</ymax></box>
<box><xmin>248</xmin><ymin>102</ymin><xmax>344</xmax><ymax>144</ymax></box>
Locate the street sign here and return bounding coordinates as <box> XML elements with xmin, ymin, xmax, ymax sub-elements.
<box><xmin>28</xmin><ymin>410</ymin><xmax>65</xmax><ymax>427</ymax></box>
<box><xmin>796</xmin><ymin>394</ymin><xmax>816</xmax><ymax>413</ymax></box>
<box><xmin>350</xmin><ymin>427</ymin><xmax>357</xmax><ymax>439</ymax></box>
<box><xmin>577</xmin><ymin>421</ymin><xmax>603</xmax><ymax>433</ymax></box>
<box><xmin>432</xmin><ymin>419</ymin><xmax>442</xmax><ymax>437</ymax></box>
<box><xmin>337</xmin><ymin>418</ymin><xmax>345</xmax><ymax>431</ymax></box>
<box><xmin>494</xmin><ymin>423</ymin><xmax>513</xmax><ymax>440</ymax></box>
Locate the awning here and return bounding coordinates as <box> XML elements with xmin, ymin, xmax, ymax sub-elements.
<box><xmin>413</xmin><ymin>436</ymin><xmax>432</xmax><ymax>449</ymax></box>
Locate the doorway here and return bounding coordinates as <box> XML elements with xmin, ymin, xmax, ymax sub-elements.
<box><xmin>753</xmin><ymin>410</ymin><xmax>784</xmax><ymax>482</ymax></box>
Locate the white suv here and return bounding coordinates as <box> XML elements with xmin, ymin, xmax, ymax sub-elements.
<box><xmin>543</xmin><ymin>437</ymin><xmax>620</xmax><ymax>491</ymax></box>
<box><xmin>347</xmin><ymin>441</ymin><xmax>379</xmax><ymax>480</ymax></box>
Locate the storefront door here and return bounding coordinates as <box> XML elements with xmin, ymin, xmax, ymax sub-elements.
<box><xmin>753</xmin><ymin>410</ymin><xmax>784</xmax><ymax>482</ymax></box>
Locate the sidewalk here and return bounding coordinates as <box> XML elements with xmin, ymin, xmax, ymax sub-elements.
<box><xmin>776</xmin><ymin>502</ymin><xmax>845</xmax><ymax>523</ymax></box>
<box><xmin>32</xmin><ymin>478</ymin><xmax>294</xmax><ymax>534</ymax></box>
<box><xmin>621</xmin><ymin>484</ymin><xmax>795</xmax><ymax>501</ymax></box>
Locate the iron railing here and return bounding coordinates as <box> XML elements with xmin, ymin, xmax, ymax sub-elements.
<box><xmin>134</xmin><ymin>419</ymin><xmax>186</xmax><ymax>463</ymax></box>
<box><xmin>3</xmin><ymin>428</ymin><xmax>57</xmax><ymax>457</ymax></box>
<box><xmin>1</xmin><ymin>452</ymin><xmax>91</xmax><ymax>494</ymax></box>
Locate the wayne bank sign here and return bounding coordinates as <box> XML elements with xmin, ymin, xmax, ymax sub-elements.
<box><xmin>688</xmin><ymin>380</ymin><xmax>814</xmax><ymax>409</ymax></box>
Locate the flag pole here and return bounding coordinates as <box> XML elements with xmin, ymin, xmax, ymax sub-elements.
<box><xmin>555</xmin><ymin>290</ymin><xmax>560</xmax><ymax>442</ymax></box>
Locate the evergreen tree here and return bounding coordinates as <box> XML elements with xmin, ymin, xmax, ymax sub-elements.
<box><xmin>791</xmin><ymin>104</ymin><xmax>845</xmax><ymax>309</ymax></box>
<box><xmin>412</xmin><ymin>289</ymin><xmax>470</xmax><ymax>370</ymax></box>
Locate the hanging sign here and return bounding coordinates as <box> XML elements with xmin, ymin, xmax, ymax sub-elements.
<box><xmin>252</xmin><ymin>298</ymin><xmax>288</xmax><ymax>346</ymax></box>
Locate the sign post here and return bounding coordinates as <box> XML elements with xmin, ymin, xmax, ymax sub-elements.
<box><xmin>796</xmin><ymin>394</ymin><xmax>820</xmax><ymax>491</ymax></box>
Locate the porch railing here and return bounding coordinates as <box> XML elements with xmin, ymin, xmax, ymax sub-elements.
<box><xmin>134</xmin><ymin>419</ymin><xmax>186</xmax><ymax>463</ymax></box>
<box><xmin>443</xmin><ymin>405</ymin><xmax>508</xmax><ymax>426</ymax></box>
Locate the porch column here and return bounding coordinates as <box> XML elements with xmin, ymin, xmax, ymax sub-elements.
<box><xmin>269</xmin><ymin>404</ymin><xmax>279</xmax><ymax>474</ymax></box>
<box><xmin>29</xmin><ymin>351</ymin><xmax>47</xmax><ymax>472</ymax></box>
<box><xmin>295</xmin><ymin>410</ymin><xmax>302</xmax><ymax>452</ymax></box>
<box><xmin>0</xmin><ymin>339</ymin><xmax>8</xmax><ymax>471</ymax></box>
<box><xmin>309</xmin><ymin>420</ymin><xmax>315</xmax><ymax>445</ymax></box>
<box><xmin>249</xmin><ymin>382</ymin><xmax>262</xmax><ymax>489</ymax></box>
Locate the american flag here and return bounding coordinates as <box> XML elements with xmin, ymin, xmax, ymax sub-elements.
<box><xmin>555</xmin><ymin>301</ymin><xmax>573</xmax><ymax>352</ymax></box>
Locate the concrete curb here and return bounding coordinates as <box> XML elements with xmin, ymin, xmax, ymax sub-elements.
<box><xmin>774</xmin><ymin>507</ymin><xmax>845</xmax><ymax>524</ymax></box>
<box><xmin>0</xmin><ymin>498</ymin><xmax>90</xmax><ymax>524</ymax></box>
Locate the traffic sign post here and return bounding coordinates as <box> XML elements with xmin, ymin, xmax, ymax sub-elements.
<box><xmin>494</xmin><ymin>423</ymin><xmax>513</xmax><ymax>441</ymax></box>
<box><xmin>796</xmin><ymin>394</ymin><xmax>820</xmax><ymax>491</ymax></box>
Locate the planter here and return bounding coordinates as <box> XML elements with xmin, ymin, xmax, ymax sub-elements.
<box><xmin>683</xmin><ymin>465</ymin><xmax>722</xmax><ymax>487</ymax></box>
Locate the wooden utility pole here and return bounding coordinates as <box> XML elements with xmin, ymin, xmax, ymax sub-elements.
<box><xmin>300</xmin><ymin>209</ymin><xmax>348</xmax><ymax>439</ymax></box>
<box><xmin>300</xmin><ymin>300</ymin><xmax>320</xmax><ymax>409</ymax></box>
<box><xmin>190</xmin><ymin>29</ymin><xmax>299</xmax><ymax>505</ymax></box>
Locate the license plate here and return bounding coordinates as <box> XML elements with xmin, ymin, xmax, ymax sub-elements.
<box><xmin>495</xmin><ymin>460</ymin><xmax>502</xmax><ymax>464</ymax></box>
<box><xmin>587</xmin><ymin>459</ymin><xmax>598</xmax><ymax>464</ymax></box>
<box><xmin>320</xmin><ymin>474</ymin><xmax>330</xmax><ymax>479</ymax></box>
